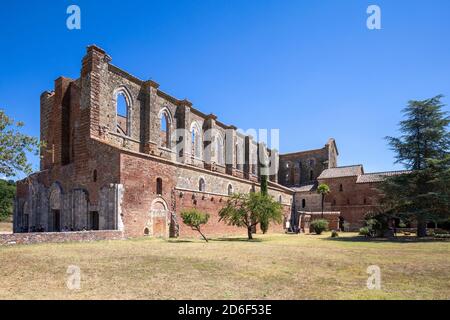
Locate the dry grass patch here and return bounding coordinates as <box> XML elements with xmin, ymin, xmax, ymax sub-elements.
<box><xmin>0</xmin><ymin>222</ymin><xmax>12</xmax><ymax>233</ymax></box>
<box><xmin>0</xmin><ymin>233</ymin><xmax>449</xmax><ymax>300</ymax></box>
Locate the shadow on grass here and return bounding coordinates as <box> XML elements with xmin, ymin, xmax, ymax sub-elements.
<box><xmin>166</xmin><ymin>237</ymin><xmax>263</xmax><ymax>244</ymax></box>
<box><xmin>321</xmin><ymin>235</ymin><xmax>449</xmax><ymax>244</ymax></box>
<box><xmin>167</xmin><ymin>239</ymin><xmax>196</xmax><ymax>243</ymax></box>
<box><xmin>210</xmin><ymin>237</ymin><xmax>263</xmax><ymax>243</ymax></box>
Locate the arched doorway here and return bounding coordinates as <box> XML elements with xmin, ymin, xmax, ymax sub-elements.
<box><xmin>148</xmin><ymin>198</ymin><xmax>170</xmax><ymax>238</ymax></box>
<box><xmin>49</xmin><ymin>184</ymin><xmax>62</xmax><ymax>232</ymax></box>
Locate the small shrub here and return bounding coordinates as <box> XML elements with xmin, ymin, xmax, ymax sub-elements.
<box><xmin>181</xmin><ymin>209</ymin><xmax>210</xmax><ymax>242</ymax></box>
<box><xmin>359</xmin><ymin>227</ymin><xmax>370</xmax><ymax>237</ymax></box>
<box><xmin>435</xmin><ymin>233</ymin><xmax>450</xmax><ymax>239</ymax></box>
<box><xmin>331</xmin><ymin>230</ymin><xmax>339</xmax><ymax>238</ymax></box>
<box><xmin>310</xmin><ymin>219</ymin><xmax>329</xmax><ymax>235</ymax></box>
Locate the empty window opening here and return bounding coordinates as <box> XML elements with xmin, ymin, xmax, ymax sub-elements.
<box><xmin>52</xmin><ymin>210</ymin><xmax>61</xmax><ymax>232</ymax></box>
<box><xmin>191</xmin><ymin>128</ymin><xmax>202</xmax><ymax>158</ymax></box>
<box><xmin>160</xmin><ymin>113</ymin><xmax>170</xmax><ymax>148</ymax></box>
<box><xmin>116</xmin><ymin>93</ymin><xmax>129</xmax><ymax>135</ymax></box>
<box><xmin>228</xmin><ymin>184</ymin><xmax>233</xmax><ymax>196</ymax></box>
<box><xmin>156</xmin><ymin>178</ymin><xmax>163</xmax><ymax>195</ymax></box>
<box><xmin>199</xmin><ymin>178</ymin><xmax>206</xmax><ymax>192</ymax></box>
<box><xmin>88</xmin><ymin>211</ymin><xmax>99</xmax><ymax>231</ymax></box>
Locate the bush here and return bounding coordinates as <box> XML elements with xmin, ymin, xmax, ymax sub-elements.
<box><xmin>398</xmin><ymin>221</ymin><xmax>407</xmax><ymax>228</ymax></box>
<box><xmin>435</xmin><ymin>233</ymin><xmax>450</xmax><ymax>239</ymax></box>
<box><xmin>359</xmin><ymin>227</ymin><xmax>371</xmax><ymax>237</ymax></box>
<box><xmin>362</xmin><ymin>214</ymin><xmax>390</xmax><ymax>238</ymax></box>
<box><xmin>331</xmin><ymin>230</ymin><xmax>339</xmax><ymax>238</ymax></box>
<box><xmin>310</xmin><ymin>219</ymin><xmax>329</xmax><ymax>235</ymax></box>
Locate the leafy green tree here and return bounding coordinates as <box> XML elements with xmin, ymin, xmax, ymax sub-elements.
<box><xmin>219</xmin><ymin>192</ymin><xmax>283</xmax><ymax>240</ymax></box>
<box><xmin>317</xmin><ymin>183</ymin><xmax>330</xmax><ymax>219</ymax></box>
<box><xmin>260</xmin><ymin>170</ymin><xmax>269</xmax><ymax>233</ymax></box>
<box><xmin>381</xmin><ymin>95</ymin><xmax>450</xmax><ymax>237</ymax></box>
<box><xmin>0</xmin><ymin>179</ymin><xmax>16</xmax><ymax>221</ymax></box>
<box><xmin>181</xmin><ymin>209</ymin><xmax>210</xmax><ymax>242</ymax></box>
<box><xmin>260</xmin><ymin>173</ymin><xmax>268</xmax><ymax>196</ymax></box>
<box><xmin>0</xmin><ymin>109</ymin><xmax>40</xmax><ymax>177</ymax></box>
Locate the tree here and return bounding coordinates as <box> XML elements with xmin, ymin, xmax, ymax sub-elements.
<box><xmin>317</xmin><ymin>183</ymin><xmax>330</xmax><ymax>219</ymax></box>
<box><xmin>219</xmin><ymin>192</ymin><xmax>283</xmax><ymax>240</ymax></box>
<box><xmin>260</xmin><ymin>169</ymin><xmax>269</xmax><ymax>233</ymax></box>
<box><xmin>180</xmin><ymin>209</ymin><xmax>210</xmax><ymax>242</ymax></box>
<box><xmin>0</xmin><ymin>109</ymin><xmax>40</xmax><ymax>177</ymax></box>
<box><xmin>381</xmin><ymin>95</ymin><xmax>450</xmax><ymax>237</ymax></box>
<box><xmin>0</xmin><ymin>179</ymin><xmax>16</xmax><ymax>221</ymax></box>
<box><xmin>260</xmin><ymin>173</ymin><xmax>268</xmax><ymax>196</ymax></box>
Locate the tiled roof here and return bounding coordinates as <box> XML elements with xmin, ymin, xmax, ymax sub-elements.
<box><xmin>292</xmin><ymin>184</ymin><xmax>317</xmax><ymax>192</ymax></box>
<box><xmin>356</xmin><ymin>171</ymin><xmax>411</xmax><ymax>184</ymax></box>
<box><xmin>318</xmin><ymin>165</ymin><xmax>364</xmax><ymax>179</ymax></box>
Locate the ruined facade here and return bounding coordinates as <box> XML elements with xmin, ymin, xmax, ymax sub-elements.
<box><xmin>14</xmin><ymin>45</ymin><xmax>406</xmax><ymax>238</ymax></box>
<box><xmin>14</xmin><ymin>45</ymin><xmax>293</xmax><ymax>238</ymax></box>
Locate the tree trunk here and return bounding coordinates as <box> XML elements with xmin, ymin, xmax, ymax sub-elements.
<box><xmin>417</xmin><ymin>220</ymin><xmax>427</xmax><ymax>238</ymax></box>
<box><xmin>321</xmin><ymin>195</ymin><xmax>324</xmax><ymax>219</ymax></box>
<box><xmin>247</xmin><ymin>226</ymin><xmax>253</xmax><ymax>240</ymax></box>
<box><xmin>197</xmin><ymin>229</ymin><xmax>208</xmax><ymax>242</ymax></box>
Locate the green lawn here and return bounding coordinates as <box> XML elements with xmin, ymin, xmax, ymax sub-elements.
<box><xmin>0</xmin><ymin>233</ymin><xmax>449</xmax><ymax>300</ymax></box>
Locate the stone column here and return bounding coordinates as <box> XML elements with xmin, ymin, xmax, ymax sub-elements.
<box><xmin>203</xmin><ymin>114</ymin><xmax>217</xmax><ymax>170</ymax></box>
<box><xmin>80</xmin><ymin>45</ymin><xmax>111</xmax><ymax>139</ymax></box>
<box><xmin>225</xmin><ymin>125</ymin><xmax>237</xmax><ymax>175</ymax></box>
<box><xmin>244</xmin><ymin>136</ymin><xmax>253</xmax><ymax>179</ymax></box>
<box><xmin>175</xmin><ymin>100</ymin><xmax>193</xmax><ymax>163</ymax></box>
<box><xmin>270</xmin><ymin>149</ymin><xmax>280</xmax><ymax>183</ymax></box>
<box><xmin>142</xmin><ymin>80</ymin><xmax>160</xmax><ymax>155</ymax></box>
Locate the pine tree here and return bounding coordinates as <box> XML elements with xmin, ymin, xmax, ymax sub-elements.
<box><xmin>381</xmin><ymin>95</ymin><xmax>450</xmax><ymax>237</ymax></box>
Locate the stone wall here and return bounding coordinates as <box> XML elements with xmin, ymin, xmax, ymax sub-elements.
<box><xmin>279</xmin><ymin>148</ymin><xmax>328</xmax><ymax>187</ymax></box>
<box><xmin>300</xmin><ymin>212</ymin><xmax>340</xmax><ymax>233</ymax></box>
<box><xmin>0</xmin><ymin>230</ymin><xmax>124</xmax><ymax>246</ymax></box>
<box><xmin>14</xmin><ymin>45</ymin><xmax>293</xmax><ymax>241</ymax></box>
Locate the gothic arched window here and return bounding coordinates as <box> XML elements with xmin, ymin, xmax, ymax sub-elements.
<box><xmin>159</xmin><ymin>111</ymin><xmax>171</xmax><ymax>148</ymax></box>
<box><xmin>114</xmin><ymin>87</ymin><xmax>132</xmax><ymax>136</ymax></box>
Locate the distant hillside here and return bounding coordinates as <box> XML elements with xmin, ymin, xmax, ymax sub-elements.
<box><xmin>0</xmin><ymin>179</ymin><xmax>16</xmax><ymax>222</ymax></box>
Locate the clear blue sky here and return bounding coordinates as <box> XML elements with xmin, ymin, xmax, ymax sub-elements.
<box><xmin>1</xmin><ymin>0</ymin><xmax>449</xmax><ymax>176</ymax></box>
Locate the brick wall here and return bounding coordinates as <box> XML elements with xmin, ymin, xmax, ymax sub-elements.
<box><xmin>119</xmin><ymin>149</ymin><xmax>292</xmax><ymax>238</ymax></box>
<box><xmin>0</xmin><ymin>230</ymin><xmax>123</xmax><ymax>246</ymax></box>
<box><xmin>15</xmin><ymin>45</ymin><xmax>294</xmax><ymax>240</ymax></box>
<box><xmin>319</xmin><ymin>176</ymin><xmax>383</xmax><ymax>230</ymax></box>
